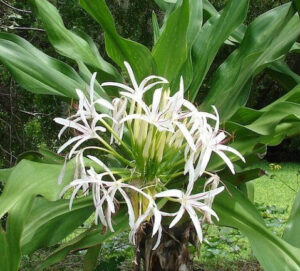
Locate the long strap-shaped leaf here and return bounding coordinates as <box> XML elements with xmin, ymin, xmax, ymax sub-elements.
<box><xmin>79</xmin><ymin>0</ymin><xmax>154</xmax><ymax>83</ymax></box>
<box><xmin>21</xmin><ymin>197</ymin><xmax>94</xmax><ymax>255</ymax></box>
<box><xmin>152</xmin><ymin>0</ymin><xmax>189</xmax><ymax>85</ymax></box>
<box><xmin>35</xmin><ymin>209</ymin><xmax>129</xmax><ymax>271</ymax></box>
<box><xmin>0</xmin><ymin>33</ymin><xmax>88</xmax><ymax>98</ymax></box>
<box><xmin>201</xmin><ymin>3</ymin><xmax>300</xmax><ymax>120</ymax></box>
<box><xmin>188</xmin><ymin>0</ymin><xmax>249</xmax><ymax>101</ymax></box>
<box><xmin>208</xmin><ymin>85</ymin><xmax>300</xmax><ymax>171</ymax></box>
<box><xmin>0</xmin><ymin>197</ymin><xmax>34</xmax><ymax>271</ymax></box>
<box><xmin>30</xmin><ymin>0</ymin><xmax>121</xmax><ymax>83</ymax></box>
<box><xmin>214</xmin><ymin>183</ymin><xmax>300</xmax><ymax>271</ymax></box>
<box><xmin>283</xmin><ymin>188</ymin><xmax>300</xmax><ymax>248</ymax></box>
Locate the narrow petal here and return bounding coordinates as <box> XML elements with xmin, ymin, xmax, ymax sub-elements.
<box><xmin>169</xmin><ymin>207</ymin><xmax>185</xmax><ymax>228</ymax></box>
<box><xmin>155</xmin><ymin>189</ymin><xmax>183</xmax><ymax>199</ymax></box>
<box><xmin>119</xmin><ymin>188</ymin><xmax>136</xmax><ymax>229</ymax></box>
<box><xmin>152</xmin><ymin>208</ymin><xmax>162</xmax><ymax>237</ymax></box>
<box><xmin>215</xmin><ymin>150</ymin><xmax>235</xmax><ymax>174</ymax></box>
<box><xmin>101</xmin><ymin>82</ymin><xmax>134</xmax><ymax>94</ymax></box>
<box><xmin>152</xmin><ymin>225</ymin><xmax>162</xmax><ymax>250</ymax></box>
<box><xmin>186</xmin><ymin>205</ymin><xmax>203</xmax><ymax>242</ymax></box>
<box><xmin>216</xmin><ymin>145</ymin><xmax>245</xmax><ymax>162</ymax></box>
<box><xmin>57</xmin><ymin>136</ymin><xmax>82</xmax><ymax>154</ymax></box>
<box><xmin>124</xmin><ymin>61</ymin><xmax>139</xmax><ymax>91</ymax></box>
<box><xmin>90</xmin><ymin>73</ymin><xmax>97</xmax><ymax>102</ymax></box>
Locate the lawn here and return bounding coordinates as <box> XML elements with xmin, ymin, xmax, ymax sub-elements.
<box><xmin>20</xmin><ymin>162</ymin><xmax>300</xmax><ymax>271</ymax></box>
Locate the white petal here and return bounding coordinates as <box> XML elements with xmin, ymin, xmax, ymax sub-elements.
<box><xmin>68</xmin><ymin>137</ymin><xmax>90</xmax><ymax>158</ymax></box>
<box><xmin>152</xmin><ymin>208</ymin><xmax>162</xmax><ymax>237</ymax></box>
<box><xmin>101</xmin><ymin>82</ymin><xmax>134</xmax><ymax>94</ymax></box>
<box><xmin>69</xmin><ymin>184</ymin><xmax>83</xmax><ymax>210</ymax></box>
<box><xmin>186</xmin><ymin>205</ymin><xmax>203</xmax><ymax>242</ymax></box>
<box><xmin>215</xmin><ymin>150</ymin><xmax>235</xmax><ymax>174</ymax></box>
<box><xmin>195</xmin><ymin>148</ymin><xmax>212</xmax><ymax>177</ymax></box>
<box><xmin>155</xmin><ymin>189</ymin><xmax>183</xmax><ymax>199</ymax></box>
<box><xmin>151</xmin><ymin>88</ymin><xmax>162</xmax><ymax>115</ymax></box>
<box><xmin>175</xmin><ymin>122</ymin><xmax>196</xmax><ymax>151</ymax></box>
<box><xmin>216</xmin><ymin>145</ymin><xmax>245</xmax><ymax>163</ymax></box>
<box><xmin>124</xmin><ymin>61</ymin><xmax>139</xmax><ymax>91</ymax></box>
<box><xmin>90</xmin><ymin>73</ymin><xmax>97</xmax><ymax>102</ymax></box>
<box><xmin>169</xmin><ymin>207</ymin><xmax>185</xmax><ymax>228</ymax></box>
<box><xmin>57</xmin><ymin>135</ymin><xmax>82</xmax><ymax>154</ymax></box>
<box><xmin>152</xmin><ymin>225</ymin><xmax>162</xmax><ymax>250</ymax></box>
<box><xmin>87</xmin><ymin>155</ymin><xmax>117</xmax><ymax>181</ymax></box>
<box><xmin>58</xmin><ymin>158</ymin><xmax>67</xmax><ymax>185</ymax></box>
<box><xmin>94</xmin><ymin>98</ymin><xmax>114</xmax><ymax>110</ymax></box>
<box><xmin>119</xmin><ymin>188</ymin><xmax>135</xmax><ymax>229</ymax></box>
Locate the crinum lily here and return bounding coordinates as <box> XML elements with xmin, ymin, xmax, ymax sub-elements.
<box><xmin>55</xmin><ymin>62</ymin><xmax>245</xmax><ymax>249</ymax></box>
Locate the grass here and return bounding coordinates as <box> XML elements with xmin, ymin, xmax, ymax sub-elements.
<box><xmin>253</xmin><ymin>162</ymin><xmax>300</xmax><ymax>211</ymax></box>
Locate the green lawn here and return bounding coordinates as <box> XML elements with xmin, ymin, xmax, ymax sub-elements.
<box><xmin>253</xmin><ymin>162</ymin><xmax>299</xmax><ymax>211</ymax></box>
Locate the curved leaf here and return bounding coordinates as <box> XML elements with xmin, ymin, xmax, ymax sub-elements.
<box><xmin>21</xmin><ymin>197</ymin><xmax>94</xmax><ymax>255</ymax></box>
<box><xmin>188</xmin><ymin>0</ymin><xmax>249</xmax><ymax>101</ymax></box>
<box><xmin>214</xmin><ymin>183</ymin><xmax>300</xmax><ymax>271</ymax></box>
<box><xmin>0</xmin><ymin>33</ymin><xmax>87</xmax><ymax>98</ymax></box>
<box><xmin>283</xmin><ymin>189</ymin><xmax>300</xmax><ymax>248</ymax></box>
<box><xmin>152</xmin><ymin>0</ymin><xmax>190</xmax><ymax>84</ymax></box>
<box><xmin>0</xmin><ymin>197</ymin><xmax>34</xmax><ymax>271</ymax></box>
<box><xmin>202</xmin><ymin>3</ymin><xmax>300</xmax><ymax>120</ymax></box>
<box><xmin>79</xmin><ymin>0</ymin><xmax>154</xmax><ymax>83</ymax></box>
<box><xmin>35</xmin><ymin>209</ymin><xmax>128</xmax><ymax>271</ymax></box>
<box><xmin>30</xmin><ymin>0</ymin><xmax>121</xmax><ymax>82</ymax></box>
<box><xmin>0</xmin><ymin>160</ymin><xmax>75</xmax><ymax>218</ymax></box>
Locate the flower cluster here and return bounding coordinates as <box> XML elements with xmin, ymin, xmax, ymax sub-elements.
<box><xmin>55</xmin><ymin>62</ymin><xmax>245</xmax><ymax>249</ymax></box>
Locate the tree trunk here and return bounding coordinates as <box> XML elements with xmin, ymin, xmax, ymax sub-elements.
<box><xmin>134</xmin><ymin>222</ymin><xmax>196</xmax><ymax>271</ymax></box>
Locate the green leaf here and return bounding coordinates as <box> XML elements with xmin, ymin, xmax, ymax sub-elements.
<box><xmin>79</xmin><ymin>0</ymin><xmax>154</xmax><ymax>83</ymax></box>
<box><xmin>219</xmin><ymin>168</ymin><xmax>265</xmax><ymax>186</ymax></box>
<box><xmin>21</xmin><ymin>197</ymin><xmax>94</xmax><ymax>255</ymax></box>
<box><xmin>0</xmin><ymin>167</ymin><xmax>15</xmax><ymax>184</ymax></box>
<box><xmin>0</xmin><ymin>33</ymin><xmax>87</xmax><ymax>98</ymax></box>
<box><xmin>83</xmin><ymin>245</ymin><xmax>101</xmax><ymax>271</ymax></box>
<box><xmin>30</xmin><ymin>0</ymin><xmax>120</xmax><ymax>82</ymax></box>
<box><xmin>201</xmin><ymin>3</ymin><xmax>300</xmax><ymax>120</ymax></box>
<box><xmin>0</xmin><ymin>197</ymin><xmax>34</xmax><ymax>271</ymax></box>
<box><xmin>283</xmin><ymin>189</ymin><xmax>300</xmax><ymax>248</ymax></box>
<box><xmin>187</xmin><ymin>0</ymin><xmax>203</xmax><ymax>47</ymax></box>
<box><xmin>188</xmin><ymin>0</ymin><xmax>249</xmax><ymax>101</ymax></box>
<box><xmin>35</xmin><ymin>209</ymin><xmax>129</xmax><ymax>270</ymax></box>
<box><xmin>214</xmin><ymin>183</ymin><xmax>300</xmax><ymax>271</ymax></box>
<box><xmin>267</xmin><ymin>60</ymin><xmax>300</xmax><ymax>90</ymax></box>
<box><xmin>152</xmin><ymin>0</ymin><xmax>190</xmax><ymax>85</ymax></box>
<box><xmin>0</xmin><ymin>160</ymin><xmax>74</xmax><ymax>218</ymax></box>
<box><xmin>152</xmin><ymin>11</ymin><xmax>160</xmax><ymax>45</ymax></box>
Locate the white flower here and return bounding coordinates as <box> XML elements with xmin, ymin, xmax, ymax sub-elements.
<box><xmin>155</xmin><ymin>186</ymin><xmax>224</xmax><ymax>242</ymax></box>
<box><xmin>203</xmin><ymin>174</ymin><xmax>222</xmax><ymax>223</ymax></box>
<box><xmin>185</xmin><ymin>106</ymin><xmax>245</xmax><ymax>179</ymax></box>
<box><xmin>54</xmin><ymin>73</ymin><xmax>115</xmax><ymax>158</ymax></box>
<box><xmin>54</xmin><ymin>116</ymin><xmax>107</xmax><ymax>158</ymax></box>
<box><xmin>102</xmin><ymin>61</ymin><xmax>168</xmax><ymax>104</ymax></box>
<box><xmin>121</xmin><ymin>88</ymin><xmax>174</xmax><ymax>132</ymax></box>
<box><xmin>129</xmin><ymin>196</ymin><xmax>163</xmax><ymax>250</ymax></box>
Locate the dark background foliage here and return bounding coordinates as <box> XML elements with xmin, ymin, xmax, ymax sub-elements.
<box><xmin>0</xmin><ymin>0</ymin><xmax>299</xmax><ymax>170</ymax></box>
